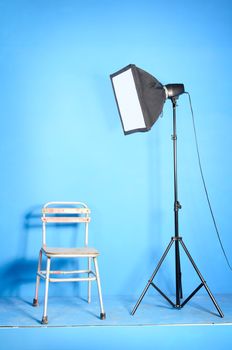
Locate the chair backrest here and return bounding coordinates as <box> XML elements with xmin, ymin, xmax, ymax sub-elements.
<box><xmin>41</xmin><ymin>202</ymin><xmax>91</xmax><ymax>247</ymax></box>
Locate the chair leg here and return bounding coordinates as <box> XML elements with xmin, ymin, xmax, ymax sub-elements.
<box><xmin>88</xmin><ymin>257</ymin><xmax>91</xmax><ymax>304</ymax></box>
<box><xmin>41</xmin><ymin>257</ymin><xmax>51</xmax><ymax>324</ymax></box>
<box><xmin>93</xmin><ymin>257</ymin><xmax>106</xmax><ymax>320</ymax></box>
<box><xmin>33</xmin><ymin>249</ymin><xmax>42</xmax><ymax>307</ymax></box>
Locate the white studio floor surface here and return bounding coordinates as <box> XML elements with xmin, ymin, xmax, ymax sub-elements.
<box><xmin>0</xmin><ymin>294</ymin><xmax>231</xmax><ymax>328</ymax></box>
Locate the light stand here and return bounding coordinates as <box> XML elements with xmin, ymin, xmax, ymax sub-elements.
<box><xmin>110</xmin><ymin>64</ymin><xmax>223</xmax><ymax>317</ymax></box>
<box><xmin>131</xmin><ymin>95</ymin><xmax>224</xmax><ymax>317</ymax></box>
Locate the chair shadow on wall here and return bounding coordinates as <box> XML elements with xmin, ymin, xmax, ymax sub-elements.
<box><xmin>0</xmin><ymin>205</ymin><xmax>42</xmax><ymax>297</ymax></box>
<box><xmin>0</xmin><ymin>204</ymin><xmax>81</xmax><ymax>300</ymax></box>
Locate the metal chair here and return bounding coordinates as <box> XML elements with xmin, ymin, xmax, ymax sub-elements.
<box><xmin>32</xmin><ymin>201</ymin><xmax>106</xmax><ymax>324</ymax></box>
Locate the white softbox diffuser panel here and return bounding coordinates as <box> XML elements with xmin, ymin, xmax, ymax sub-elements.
<box><xmin>110</xmin><ymin>64</ymin><xmax>166</xmax><ymax>135</ymax></box>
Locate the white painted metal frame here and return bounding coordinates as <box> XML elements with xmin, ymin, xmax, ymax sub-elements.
<box><xmin>33</xmin><ymin>201</ymin><xmax>105</xmax><ymax>324</ymax></box>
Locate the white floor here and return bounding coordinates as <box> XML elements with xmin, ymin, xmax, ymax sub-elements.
<box><xmin>0</xmin><ymin>294</ymin><xmax>231</xmax><ymax>327</ymax></box>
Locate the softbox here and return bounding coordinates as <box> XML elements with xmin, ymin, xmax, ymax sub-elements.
<box><xmin>110</xmin><ymin>64</ymin><xmax>166</xmax><ymax>135</ymax></box>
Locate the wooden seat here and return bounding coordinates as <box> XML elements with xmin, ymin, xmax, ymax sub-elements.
<box><xmin>32</xmin><ymin>202</ymin><xmax>106</xmax><ymax>324</ymax></box>
<box><xmin>42</xmin><ymin>246</ymin><xmax>99</xmax><ymax>257</ymax></box>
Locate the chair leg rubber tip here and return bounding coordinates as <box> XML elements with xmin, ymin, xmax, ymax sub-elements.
<box><xmin>41</xmin><ymin>316</ymin><xmax>48</xmax><ymax>324</ymax></box>
<box><xmin>100</xmin><ymin>312</ymin><xmax>106</xmax><ymax>320</ymax></box>
<box><xmin>32</xmin><ymin>299</ymin><xmax>38</xmax><ymax>307</ymax></box>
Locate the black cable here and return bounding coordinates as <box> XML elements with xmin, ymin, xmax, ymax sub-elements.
<box><xmin>185</xmin><ymin>92</ymin><xmax>232</xmax><ymax>271</ymax></box>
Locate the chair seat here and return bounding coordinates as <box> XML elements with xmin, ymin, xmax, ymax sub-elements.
<box><xmin>42</xmin><ymin>246</ymin><xmax>99</xmax><ymax>257</ymax></box>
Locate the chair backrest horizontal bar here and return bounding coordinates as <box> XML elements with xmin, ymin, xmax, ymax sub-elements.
<box><xmin>41</xmin><ymin>217</ymin><xmax>91</xmax><ymax>223</ymax></box>
<box><xmin>42</xmin><ymin>208</ymin><xmax>90</xmax><ymax>214</ymax></box>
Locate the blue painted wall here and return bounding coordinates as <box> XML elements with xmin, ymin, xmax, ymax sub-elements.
<box><xmin>0</xmin><ymin>0</ymin><xmax>232</xmax><ymax>298</ymax></box>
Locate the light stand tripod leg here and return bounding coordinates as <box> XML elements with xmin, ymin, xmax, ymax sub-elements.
<box><xmin>179</xmin><ymin>238</ymin><xmax>224</xmax><ymax>317</ymax></box>
<box><xmin>131</xmin><ymin>238</ymin><xmax>174</xmax><ymax>315</ymax></box>
<box><xmin>175</xmin><ymin>240</ymin><xmax>182</xmax><ymax>306</ymax></box>
<box><xmin>177</xmin><ymin>243</ymin><xmax>183</xmax><ymax>299</ymax></box>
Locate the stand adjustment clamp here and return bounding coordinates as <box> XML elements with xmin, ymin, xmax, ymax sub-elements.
<box><xmin>174</xmin><ymin>201</ymin><xmax>182</xmax><ymax>211</ymax></box>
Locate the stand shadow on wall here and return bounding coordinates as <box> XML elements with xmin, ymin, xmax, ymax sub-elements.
<box><xmin>119</xmin><ymin>134</ymin><xmax>174</xmax><ymax>303</ymax></box>
<box><xmin>94</xmin><ymin>72</ymin><xmax>173</xmax><ymax>300</ymax></box>
<box><xmin>0</xmin><ymin>205</ymin><xmax>81</xmax><ymax>298</ymax></box>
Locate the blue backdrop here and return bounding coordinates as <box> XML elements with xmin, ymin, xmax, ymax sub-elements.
<box><xmin>0</xmin><ymin>0</ymin><xmax>232</xmax><ymax>298</ymax></box>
